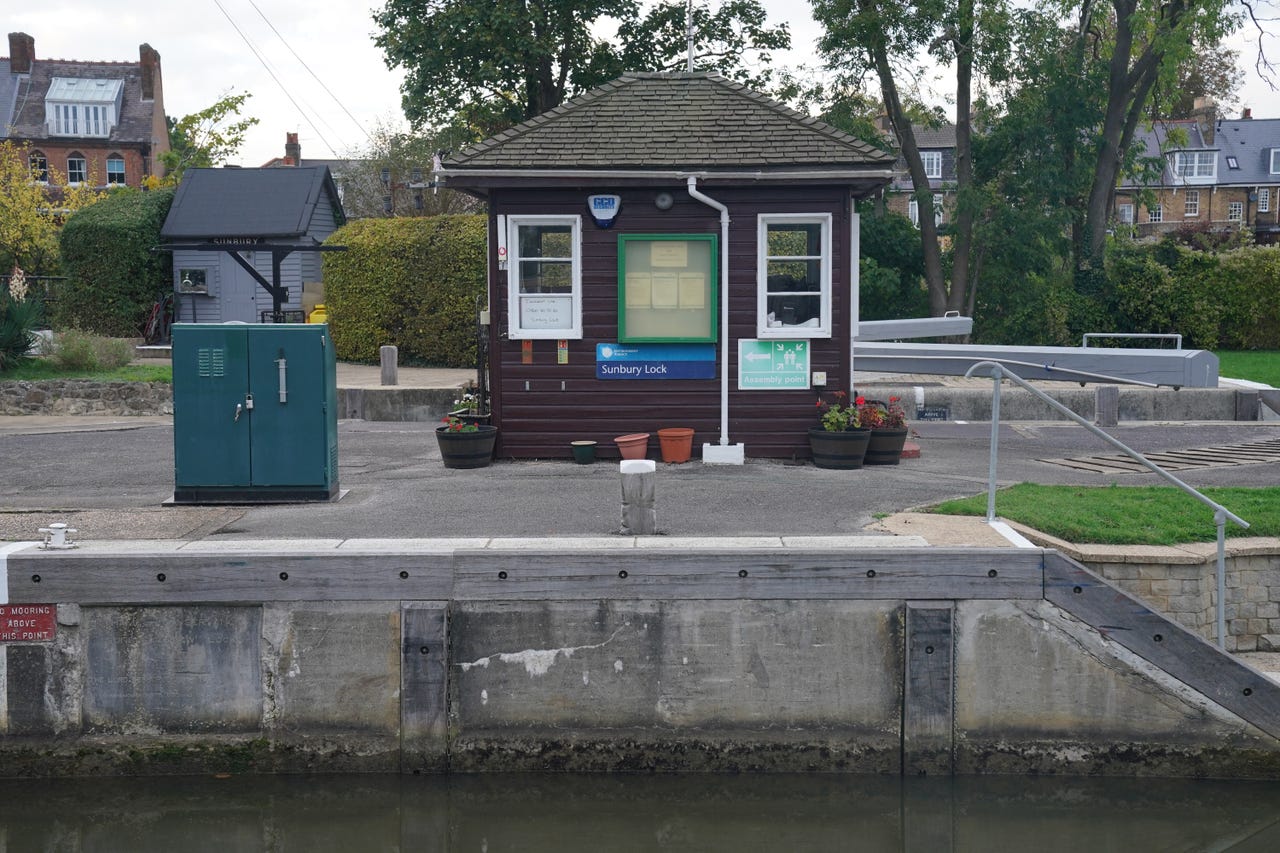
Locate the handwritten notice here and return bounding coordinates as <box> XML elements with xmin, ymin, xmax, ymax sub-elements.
<box><xmin>521</xmin><ymin>296</ymin><xmax>572</xmax><ymax>330</ymax></box>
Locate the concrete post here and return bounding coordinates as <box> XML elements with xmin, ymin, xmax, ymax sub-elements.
<box><xmin>1095</xmin><ymin>385</ymin><xmax>1119</xmax><ymax>427</ymax></box>
<box><xmin>620</xmin><ymin>460</ymin><xmax>657</xmax><ymax>535</ymax></box>
<box><xmin>1235</xmin><ymin>390</ymin><xmax>1260</xmax><ymax>421</ymax></box>
<box><xmin>380</xmin><ymin>345</ymin><xmax>399</xmax><ymax>386</ymax></box>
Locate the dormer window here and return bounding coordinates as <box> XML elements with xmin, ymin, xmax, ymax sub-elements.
<box><xmin>1171</xmin><ymin>150</ymin><xmax>1216</xmax><ymax>181</ymax></box>
<box><xmin>1271</xmin><ymin>149</ymin><xmax>1280</xmax><ymax>175</ymax></box>
<box><xmin>921</xmin><ymin>150</ymin><xmax>942</xmax><ymax>179</ymax></box>
<box><xmin>44</xmin><ymin>77</ymin><xmax>123</xmax><ymax>138</ymax></box>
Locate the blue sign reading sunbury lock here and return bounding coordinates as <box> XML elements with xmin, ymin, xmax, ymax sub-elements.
<box><xmin>595</xmin><ymin>343</ymin><xmax>716</xmax><ymax>380</ymax></box>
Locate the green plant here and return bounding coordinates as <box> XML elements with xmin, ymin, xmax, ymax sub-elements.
<box><xmin>858</xmin><ymin>395</ymin><xmax>907</xmax><ymax>429</ymax></box>
<box><xmin>451</xmin><ymin>386</ymin><xmax>481</xmax><ymax>414</ymax></box>
<box><xmin>440</xmin><ymin>414</ymin><xmax>478</xmax><ymax>433</ymax></box>
<box><xmin>816</xmin><ymin>391</ymin><xmax>863</xmax><ymax>432</ymax></box>
<box><xmin>0</xmin><ymin>273</ymin><xmax>41</xmax><ymax>372</ymax></box>
<box><xmin>51</xmin><ymin>329</ymin><xmax>133</xmax><ymax>371</ymax></box>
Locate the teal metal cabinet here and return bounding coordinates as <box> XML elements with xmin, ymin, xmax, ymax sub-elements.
<box><xmin>172</xmin><ymin>323</ymin><xmax>339</xmax><ymax>502</ymax></box>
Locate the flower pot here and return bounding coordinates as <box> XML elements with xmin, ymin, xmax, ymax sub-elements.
<box><xmin>865</xmin><ymin>427</ymin><xmax>909</xmax><ymax>465</ymax></box>
<box><xmin>808</xmin><ymin>427</ymin><xmax>871</xmax><ymax>470</ymax></box>
<box><xmin>436</xmin><ymin>424</ymin><xmax>498</xmax><ymax>469</ymax></box>
<box><xmin>657</xmin><ymin>427</ymin><xmax>695</xmax><ymax>464</ymax></box>
<box><xmin>570</xmin><ymin>440</ymin><xmax>597</xmax><ymax>464</ymax></box>
<box><xmin>613</xmin><ymin>433</ymin><xmax>650</xmax><ymax>460</ymax></box>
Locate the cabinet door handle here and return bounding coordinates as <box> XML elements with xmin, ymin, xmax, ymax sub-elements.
<box><xmin>234</xmin><ymin>403</ymin><xmax>243</xmax><ymax>422</ymax></box>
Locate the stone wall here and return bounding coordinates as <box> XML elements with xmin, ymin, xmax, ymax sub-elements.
<box><xmin>1040</xmin><ymin>537</ymin><xmax>1280</xmax><ymax>652</ymax></box>
<box><xmin>0</xmin><ymin>380</ymin><xmax>173</xmax><ymax>416</ymax></box>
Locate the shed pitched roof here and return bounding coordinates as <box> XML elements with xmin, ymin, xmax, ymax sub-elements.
<box><xmin>445</xmin><ymin>72</ymin><xmax>895</xmax><ymax>173</ymax></box>
<box><xmin>161</xmin><ymin>167</ymin><xmax>345</xmax><ymax>240</ymax></box>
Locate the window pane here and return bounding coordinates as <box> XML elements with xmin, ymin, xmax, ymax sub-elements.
<box><xmin>106</xmin><ymin>156</ymin><xmax>125</xmax><ymax>184</ymax></box>
<box><xmin>766</xmin><ymin>294</ymin><xmax>822</xmax><ymax>328</ymax></box>
<box><xmin>766</xmin><ymin>259</ymin><xmax>820</xmax><ymax>291</ymax></box>
<box><xmin>766</xmin><ymin>223</ymin><xmax>821</xmax><ymax>257</ymax></box>
<box><xmin>519</xmin><ymin>225</ymin><xmax>572</xmax><ymax>259</ymax></box>
<box><xmin>519</xmin><ymin>260</ymin><xmax>571</xmax><ymax>293</ymax></box>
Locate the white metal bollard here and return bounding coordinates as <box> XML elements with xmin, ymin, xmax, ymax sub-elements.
<box><xmin>38</xmin><ymin>522</ymin><xmax>78</xmax><ymax>550</ymax></box>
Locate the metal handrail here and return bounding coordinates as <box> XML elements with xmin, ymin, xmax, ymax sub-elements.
<box><xmin>1082</xmin><ymin>332</ymin><xmax>1183</xmax><ymax>349</ymax></box>
<box><xmin>964</xmin><ymin>360</ymin><xmax>1249</xmax><ymax>649</ymax></box>
<box><xmin>855</xmin><ymin>353</ymin><xmax>1160</xmax><ymax>387</ymax></box>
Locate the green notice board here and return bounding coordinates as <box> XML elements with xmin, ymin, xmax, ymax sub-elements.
<box><xmin>737</xmin><ymin>339</ymin><xmax>811</xmax><ymax>390</ymax></box>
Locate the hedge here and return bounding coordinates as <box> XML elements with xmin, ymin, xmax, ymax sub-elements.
<box><xmin>53</xmin><ymin>188</ymin><xmax>174</xmax><ymax>335</ymax></box>
<box><xmin>322</xmin><ymin>215</ymin><xmax>486</xmax><ymax>366</ymax></box>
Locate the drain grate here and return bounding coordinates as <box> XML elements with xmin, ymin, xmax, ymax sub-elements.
<box><xmin>1041</xmin><ymin>438</ymin><xmax>1280</xmax><ymax>474</ymax></box>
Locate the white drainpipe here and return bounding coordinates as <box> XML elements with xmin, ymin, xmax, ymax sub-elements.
<box><xmin>687</xmin><ymin>177</ymin><xmax>745</xmax><ymax>464</ymax></box>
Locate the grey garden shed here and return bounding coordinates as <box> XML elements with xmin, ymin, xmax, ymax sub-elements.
<box><xmin>159</xmin><ymin>166</ymin><xmax>345</xmax><ymax>323</ymax></box>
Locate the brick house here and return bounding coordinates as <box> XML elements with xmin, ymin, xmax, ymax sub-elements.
<box><xmin>1115</xmin><ymin>103</ymin><xmax>1280</xmax><ymax>245</ymax></box>
<box><xmin>880</xmin><ymin>122</ymin><xmax>958</xmax><ymax>231</ymax></box>
<box><xmin>1</xmin><ymin>32</ymin><xmax>169</xmax><ymax>191</ymax></box>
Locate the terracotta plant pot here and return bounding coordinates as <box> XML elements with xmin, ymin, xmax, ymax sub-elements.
<box><xmin>570</xmin><ymin>440</ymin><xmax>597</xmax><ymax>464</ymax></box>
<box><xmin>436</xmin><ymin>425</ymin><xmax>498</xmax><ymax>469</ymax></box>
<box><xmin>807</xmin><ymin>427</ymin><xmax>871</xmax><ymax>470</ymax></box>
<box><xmin>865</xmin><ymin>427</ymin><xmax>909</xmax><ymax>465</ymax></box>
<box><xmin>657</xmin><ymin>427</ymin><xmax>695</xmax><ymax>464</ymax></box>
<box><xmin>613</xmin><ymin>433</ymin><xmax>650</xmax><ymax>460</ymax></box>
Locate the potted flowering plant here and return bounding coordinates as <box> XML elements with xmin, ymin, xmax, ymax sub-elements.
<box><xmin>809</xmin><ymin>391</ymin><xmax>871</xmax><ymax>469</ymax></box>
<box><xmin>859</xmin><ymin>396</ymin><xmax>909</xmax><ymax>465</ymax></box>
<box><xmin>436</xmin><ymin>414</ymin><xmax>498</xmax><ymax>468</ymax></box>
<box><xmin>450</xmin><ymin>385</ymin><xmax>490</xmax><ymax>426</ymax></box>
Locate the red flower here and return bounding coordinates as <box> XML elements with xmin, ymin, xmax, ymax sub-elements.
<box><xmin>855</xmin><ymin>396</ymin><xmax>866</xmax><ymax>406</ymax></box>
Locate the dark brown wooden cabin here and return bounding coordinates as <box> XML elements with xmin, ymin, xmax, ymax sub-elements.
<box><xmin>440</xmin><ymin>72</ymin><xmax>895</xmax><ymax>461</ymax></box>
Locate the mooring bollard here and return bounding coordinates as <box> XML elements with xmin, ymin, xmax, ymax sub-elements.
<box><xmin>380</xmin><ymin>345</ymin><xmax>399</xmax><ymax>386</ymax></box>
<box><xmin>620</xmin><ymin>459</ymin><xmax>657</xmax><ymax>535</ymax></box>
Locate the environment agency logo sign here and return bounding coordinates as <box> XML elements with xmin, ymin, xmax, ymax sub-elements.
<box><xmin>737</xmin><ymin>340</ymin><xmax>810</xmax><ymax>390</ymax></box>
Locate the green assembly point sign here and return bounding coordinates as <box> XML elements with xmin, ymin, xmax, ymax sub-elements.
<box><xmin>737</xmin><ymin>339</ymin><xmax>810</xmax><ymax>390</ymax></box>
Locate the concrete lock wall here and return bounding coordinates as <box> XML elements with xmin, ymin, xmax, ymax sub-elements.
<box><xmin>2</xmin><ymin>546</ymin><xmax>1280</xmax><ymax>778</ymax></box>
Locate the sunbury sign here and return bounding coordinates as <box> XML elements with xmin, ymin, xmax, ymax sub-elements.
<box><xmin>596</xmin><ymin>344</ymin><xmax>716</xmax><ymax>380</ymax></box>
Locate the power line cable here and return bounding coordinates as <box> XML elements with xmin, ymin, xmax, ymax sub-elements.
<box><xmin>246</xmin><ymin>0</ymin><xmax>373</xmax><ymax>144</ymax></box>
<box><xmin>211</xmin><ymin>0</ymin><xmax>345</xmax><ymax>157</ymax></box>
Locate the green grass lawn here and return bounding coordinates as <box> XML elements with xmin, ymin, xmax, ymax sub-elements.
<box><xmin>929</xmin><ymin>483</ymin><xmax>1280</xmax><ymax>545</ymax></box>
<box><xmin>1216</xmin><ymin>350</ymin><xmax>1280</xmax><ymax>387</ymax></box>
<box><xmin>0</xmin><ymin>360</ymin><xmax>172</xmax><ymax>383</ymax></box>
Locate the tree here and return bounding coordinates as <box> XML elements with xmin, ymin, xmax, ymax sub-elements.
<box><xmin>813</xmin><ymin>0</ymin><xmax>1013</xmax><ymax>318</ymax></box>
<box><xmin>0</xmin><ymin>141</ymin><xmax>101</xmax><ymax>276</ymax></box>
<box><xmin>373</xmin><ymin>0</ymin><xmax>790</xmax><ymax>134</ymax></box>
<box><xmin>157</xmin><ymin>91</ymin><xmax>259</xmax><ymax>183</ymax></box>
<box><xmin>338</xmin><ymin>121</ymin><xmax>481</xmax><ymax>219</ymax></box>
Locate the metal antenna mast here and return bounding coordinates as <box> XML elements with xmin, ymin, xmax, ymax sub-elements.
<box><xmin>687</xmin><ymin>0</ymin><xmax>695</xmax><ymax>72</ymax></box>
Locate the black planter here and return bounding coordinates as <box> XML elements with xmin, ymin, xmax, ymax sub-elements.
<box><xmin>807</xmin><ymin>427</ymin><xmax>871</xmax><ymax>469</ymax></box>
<box><xmin>865</xmin><ymin>427</ymin><xmax>909</xmax><ymax>465</ymax></box>
<box><xmin>436</xmin><ymin>425</ymin><xmax>498</xmax><ymax>469</ymax></box>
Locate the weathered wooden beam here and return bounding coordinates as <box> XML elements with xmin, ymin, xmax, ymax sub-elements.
<box><xmin>903</xmin><ymin>601</ymin><xmax>954</xmax><ymax>777</ymax></box>
<box><xmin>401</xmin><ymin>602</ymin><xmax>449</xmax><ymax>773</ymax></box>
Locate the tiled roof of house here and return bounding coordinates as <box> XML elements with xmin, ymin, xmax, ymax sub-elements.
<box><xmin>161</xmin><ymin>167</ymin><xmax>345</xmax><ymax>239</ymax></box>
<box><xmin>445</xmin><ymin>72</ymin><xmax>895</xmax><ymax>172</ymax></box>
<box><xmin>1118</xmin><ymin>118</ymin><xmax>1280</xmax><ymax>187</ymax></box>
<box><xmin>8</xmin><ymin>58</ymin><xmax>156</xmax><ymax>145</ymax></box>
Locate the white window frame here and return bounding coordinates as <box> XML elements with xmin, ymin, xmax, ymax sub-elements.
<box><xmin>1271</xmin><ymin>150</ymin><xmax>1280</xmax><ymax>175</ymax></box>
<box><xmin>106</xmin><ymin>154</ymin><xmax>125</xmax><ymax>185</ymax></box>
<box><xmin>66</xmin><ymin>155</ymin><xmax>86</xmax><ymax>186</ymax></box>
<box><xmin>1184</xmin><ymin>190</ymin><xmax>1199</xmax><ymax>217</ymax></box>
<box><xmin>908</xmin><ymin>194</ymin><xmax>944</xmax><ymax>228</ymax></box>
<box><xmin>1149</xmin><ymin>204</ymin><xmax>1163</xmax><ymax>223</ymax></box>
<box><xmin>921</xmin><ymin>150</ymin><xmax>942</xmax><ymax>179</ymax></box>
<box><xmin>757</xmin><ymin>213</ymin><xmax>833</xmax><ymax>339</ymax></box>
<box><xmin>1228</xmin><ymin>201</ymin><xmax>1244</xmax><ymax>222</ymax></box>
<box><xmin>1260</xmin><ymin>188</ymin><xmax>1272</xmax><ymax>213</ymax></box>
<box><xmin>1172</xmin><ymin>151</ymin><xmax>1216</xmax><ymax>182</ymax></box>
<box><xmin>506</xmin><ymin>215</ymin><xmax>582</xmax><ymax>340</ymax></box>
<box><xmin>1118</xmin><ymin>203</ymin><xmax>1134</xmax><ymax>224</ymax></box>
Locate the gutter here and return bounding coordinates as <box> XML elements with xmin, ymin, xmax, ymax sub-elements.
<box><xmin>686</xmin><ymin>177</ymin><xmax>744</xmax><ymax>465</ymax></box>
<box><xmin>436</xmin><ymin>168</ymin><xmax>897</xmax><ymax>183</ymax></box>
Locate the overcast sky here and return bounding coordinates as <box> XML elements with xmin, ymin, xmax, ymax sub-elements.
<box><xmin>8</xmin><ymin>0</ymin><xmax>1276</xmax><ymax>167</ymax></box>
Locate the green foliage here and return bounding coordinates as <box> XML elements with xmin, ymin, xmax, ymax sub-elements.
<box><xmin>0</xmin><ymin>359</ymin><xmax>170</xmax><ymax>382</ymax></box>
<box><xmin>323</xmin><ymin>215</ymin><xmax>487</xmax><ymax>366</ymax></box>
<box><xmin>857</xmin><ymin>204</ymin><xmax>928</xmax><ymax>321</ymax></box>
<box><xmin>0</xmin><ymin>285</ymin><xmax>41</xmax><ymax>372</ymax></box>
<box><xmin>1210</xmin><ymin>246</ymin><xmax>1280</xmax><ymax>351</ymax></box>
<box><xmin>929</xmin><ymin>483</ymin><xmax>1278</xmax><ymax>546</ymax></box>
<box><xmin>53</xmin><ymin>189</ymin><xmax>174</xmax><ymax>336</ymax></box>
<box><xmin>160</xmin><ymin>92</ymin><xmax>258</xmax><ymax>183</ymax></box>
<box><xmin>49</xmin><ymin>329</ymin><xmax>133</xmax><ymax>371</ymax></box>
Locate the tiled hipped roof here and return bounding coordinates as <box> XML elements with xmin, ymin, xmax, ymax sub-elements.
<box><xmin>446</xmin><ymin>72</ymin><xmax>895</xmax><ymax>171</ymax></box>
<box><xmin>8</xmin><ymin>59</ymin><xmax>154</xmax><ymax>145</ymax></box>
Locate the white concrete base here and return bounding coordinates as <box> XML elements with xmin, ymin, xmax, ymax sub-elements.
<box><xmin>701</xmin><ymin>443</ymin><xmax>745</xmax><ymax>465</ymax></box>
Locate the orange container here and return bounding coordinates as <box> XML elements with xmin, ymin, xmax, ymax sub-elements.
<box><xmin>657</xmin><ymin>427</ymin><xmax>695</xmax><ymax>464</ymax></box>
<box><xmin>613</xmin><ymin>433</ymin><xmax>650</xmax><ymax>460</ymax></box>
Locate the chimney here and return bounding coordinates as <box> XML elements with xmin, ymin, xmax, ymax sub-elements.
<box><xmin>139</xmin><ymin>43</ymin><xmax>160</xmax><ymax>101</ymax></box>
<box><xmin>8</xmin><ymin>32</ymin><xmax>34</xmax><ymax>74</ymax></box>
<box><xmin>1242</xmin><ymin>108</ymin><xmax>1253</xmax><ymax>120</ymax></box>
<box><xmin>1191</xmin><ymin>96</ymin><xmax>1216</xmax><ymax>144</ymax></box>
<box><xmin>285</xmin><ymin>132</ymin><xmax>301</xmax><ymax>166</ymax></box>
